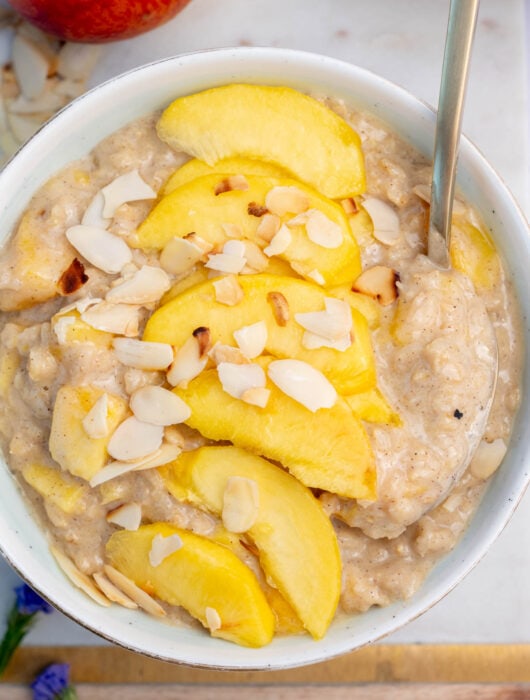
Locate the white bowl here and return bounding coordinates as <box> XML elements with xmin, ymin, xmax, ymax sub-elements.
<box><xmin>0</xmin><ymin>47</ymin><xmax>528</xmax><ymax>670</ymax></box>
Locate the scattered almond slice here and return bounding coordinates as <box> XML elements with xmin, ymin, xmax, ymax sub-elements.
<box><xmin>12</xmin><ymin>34</ymin><xmax>48</xmax><ymax>100</ymax></box>
<box><xmin>209</xmin><ymin>343</ymin><xmax>250</xmax><ymax>366</ymax></box>
<box><xmin>159</xmin><ymin>236</ymin><xmax>204</xmax><ymax>275</ymax></box>
<box><xmin>205</xmin><ymin>606</ymin><xmax>222</xmax><ymax>632</ymax></box>
<box><xmin>295</xmin><ymin>297</ymin><xmax>352</xmax><ymax>341</ymax></box>
<box><xmin>66</xmin><ymin>224</ymin><xmax>133</xmax><ymax>274</ymax></box>
<box><xmin>267</xmin><ymin>359</ymin><xmax>337</xmax><ymax>412</ymax></box>
<box><xmin>7</xmin><ymin>90</ymin><xmax>66</xmax><ymax>115</ymax></box>
<box><xmin>7</xmin><ymin>111</ymin><xmax>45</xmax><ymax>142</ymax></box>
<box><xmin>265</xmin><ymin>186</ymin><xmax>309</xmax><ymax>216</ymax></box>
<box><xmin>469</xmin><ymin>438</ymin><xmax>507</xmax><ymax>480</ymax></box>
<box><xmin>193</xmin><ymin>326</ymin><xmax>212</xmax><ymax>358</ymax></box>
<box><xmin>256</xmin><ymin>213</ymin><xmax>281</xmax><ymax>243</ymax></box>
<box><xmin>107</xmin><ymin>416</ymin><xmax>164</xmax><ymax>462</ymax></box>
<box><xmin>90</xmin><ymin>443</ymin><xmax>181</xmax><ymax>487</ymax></box>
<box><xmin>241</xmin><ymin>386</ymin><xmax>271</xmax><ymax>408</ymax></box>
<box><xmin>205</xmin><ymin>252</ymin><xmax>247</xmax><ymax>274</ymax></box>
<box><xmin>57</xmin><ymin>258</ymin><xmax>88</xmax><ymax>296</ymax></box>
<box><xmin>93</xmin><ymin>572</ymin><xmax>138</xmax><ymax>610</ymax></box>
<box><xmin>214</xmin><ymin>174</ymin><xmax>249</xmax><ymax>194</ymax></box>
<box><xmin>241</xmin><ymin>241</ymin><xmax>268</xmax><ymax>273</ymax></box>
<box><xmin>106</xmin><ymin>503</ymin><xmax>142</xmax><ymax>531</ymax></box>
<box><xmin>263</xmin><ymin>223</ymin><xmax>292</xmax><ymax>256</ymax></box>
<box><xmin>101</xmin><ymin>169</ymin><xmax>156</xmax><ymax>219</ymax></box>
<box><xmin>222</xmin><ymin>239</ymin><xmax>246</xmax><ymax>257</ymax></box>
<box><xmin>81</xmin><ymin>191</ymin><xmax>110</xmax><ymax>230</ymax></box>
<box><xmin>56</xmin><ymin>43</ymin><xmax>102</xmax><ymax>81</ymax></box>
<box><xmin>149</xmin><ymin>533</ymin><xmax>183</xmax><ymax>567</ymax></box>
<box><xmin>221</xmin><ymin>223</ymin><xmax>244</xmax><ymax>239</ymax></box>
<box><xmin>130</xmin><ymin>385</ymin><xmax>191</xmax><ymax>426</ymax></box>
<box><xmin>362</xmin><ymin>197</ymin><xmax>400</xmax><ymax>245</ymax></box>
<box><xmin>167</xmin><ymin>335</ymin><xmax>208</xmax><ymax>387</ymax></box>
<box><xmin>222</xmin><ymin>476</ymin><xmax>260</xmax><ymax>533</ymax></box>
<box><xmin>352</xmin><ymin>265</ymin><xmax>399</xmax><ymax>306</ymax></box>
<box><xmin>103</xmin><ymin>564</ymin><xmax>166</xmax><ymax>617</ymax></box>
<box><xmin>50</xmin><ymin>545</ymin><xmax>110</xmax><ymax>607</ymax></box>
<box><xmin>307</xmin><ymin>269</ymin><xmax>325</xmax><ymax>286</ymax></box>
<box><xmin>106</xmin><ymin>265</ymin><xmax>170</xmax><ymax>305</ymax></box>
<box><xmin>81</xmin><ymin>302</ymin><xmax>140</xmax><ymax>337</ymax></box>
<box><xmin>82</xmin><ymin>394</ymin><xmax>109</xmax><ymax>439</ymax></box>
<box><xmin>233</xmin><ymin>321</ymin><xmax>267</xmax><ymax>359</ymax></box>
<box><xmin>218</xmin><ymin>362</ymin><xmax>266</xmax><ymax>400</ymax></box>
<box><xmin>304</xmin><ymin>209</ymin><xmax>343</xmax><ymax>249</ymax></box>
<box><xmin>340</xmin><ymin>197</ymin><xmax>359</xmax><ymax>215</ymax></box>
<box><xmin>113</xmin><ymin>337</ymin><xmax>173</xmax><ymax>370</ymax></box>
<box><xmin>213</xmin><ymin>275</ymin><xmax>244</xmax><ymax>306</ymax></box>
<box><xmin>53</xmin><ymin>315</ymin><xmax>76</xmax><ymax>345</ymax></box>
<box><xmin>267</xmin><ymin>291</ymin><xmax>289</xmax><ymax>326</ymax></box>
<box><xmin>302</xmin><ymin>331</ymin><xmax>352</xmax><ymax>351</ymax></box>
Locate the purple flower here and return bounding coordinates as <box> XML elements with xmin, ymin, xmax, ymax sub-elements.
<box><xmin>31</xmin><ymin>663</ymin><xmax>77</xmax><ymax>700</ymax></box>
<box><xmin>14</xmin><ymin>584</ymin><xmax>53</xmax><ymax>616</ymax></box>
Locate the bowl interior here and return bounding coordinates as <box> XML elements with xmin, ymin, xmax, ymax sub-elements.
<box><xmin>0</xmin><ymin>47</ymin><xmax>528</xmax><ymax>670</ymax></box>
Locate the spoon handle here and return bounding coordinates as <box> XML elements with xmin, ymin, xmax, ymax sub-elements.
<box><xmin>428</xmin><ymin>0</ymin><xmax>480</xmax><ymax>267</ymax></box>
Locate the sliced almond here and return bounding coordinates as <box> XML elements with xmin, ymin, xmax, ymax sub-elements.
<box><xmin>221</xmin><ymin>223</ymin><xmax>244</xmax><ymax>239</ymax></box>
<box><xmin>184</xmin><ymin>232</ymin><xmax>214</xmax><ymax>255</ymax></box>
<box><xmin>205</xmin><ymin>252</ymin><xmax>247</xmax><ymax>274</ymax></box>
<box><xmin>205</xmin><ymin>606</ymin><xmax>222</xmax><ymax>632</ymax></box>
<box><xmin>130</xmin><ymin>385</ymin><xmax>191</xmax><ymax>426</ymax></box>
<box><xmin>167</xmin><ymin>335</ymin><xmax>208</xmax><ymax>387</ymax></box>
<box><xmin>8</xmin><ymin>90</ymin><xmax>66</xmax><ymax>115</ymax></box>
<box><xmin>209</xmin><ymin>343</ymin><xmax>250</xmax><ymax>366</ymax></box>
<box><xmin>267</xmin><ymin>359</ymin><xmax>337</xmax><ymax>412</ymax></box>
<box><xmin>265</xmin><ymin>186</ymin><xmax>309</xmax><ymax>216</ymax></box>
<box><xmin>106</xmin><ymin>265</ymin><xmax>170</xmax><ymax>304</ymax></box>
<box><xmin>213</xmin><ymin>274</ymin><xmax>244</xmax><ymax>306</ymax></box>
<box><xmin>469</xmin><ymin>438</ymin><xmax>507</xmax><ymax>480</ymax></box>
<box><xmin>241</xmin><ymin>386</ymin><xmax>271</xmax><ymax>408</ymax></box>
<box><xmin>149</xmin><ymin>533</ymin><xmax>183</xmax><ymax>567</ymax></box>
<box><xmin>90</xmin><ymin>443</ymin><xmax>181</xmax><ymax>487</ymax></box>
<box><xmin>107</xmin><ymin>416</ymin><xmax>164</xmax><ymax>462</ymax></box>
<box><xmin>304</xmin><ymin>209</ymin><xmax>343</xmax><ymax>249</ymax></box>
<box><xmin>82</xmin><ymin>394</ymin><xmax>109</xmax><ymax>439</ymax></box>
<box><xmin>81</xmin><ymin>302</ymin><xmax>140</xmax><ymax>337</ymax></box>
<box><xmin>50</xmin><ymin>545</ymin><xmax>110</xmax><ymax>607</ymax></box>
<box><xmin>233</xmin><ymin>321</ymin><xmax>267</xmax><ymax>359</ymax></box>
<box><xmin>302</xmin><ymin>331</ymin><xmax>352</xmax><ymax>351</ymax></box>
<box><xmin>295</xmin><ymin>297</ymin><xmax>352</xmax><ymax>341</ymax></box>
<box><xmin>362</xmin><ymin>197</ymin><xmax>400</xmax><ymax>245</ymax></box>
<box><xmin>307</xmin><ymin>269</ymin><xmax>325</xmax><ymax>285</ymax></box>
<box><xmin>267</xmin><ymin>291</ymin><xmax>289</xmax><ymax>326</ymax></box>
<box><xmin>103</xmin><ymin>564</ymin><xmax>166</xmax><ymax>617</ymax></box>
<box><xmin>218</xmin><ymin>362</ymin><xmax>266</xmax><ymax>400</ymax></box>
<box><xmin>164</xmin><ymin>425</ymin><xmax>186</xmax><ymax>447</ymax></box>
<box><xmin>159</xmin><ymin>236</ymin><xmax>203</xmax><ymax>275</ymax></box>
<box><xmin>263</xmin><ymin>223</ymin><xmax>292</xmax><ymax>257</ymax></box>
<box><xmin>113</xmin><ymin>337</ymin><xmax>173</xmax><ymax>370</ymax></box>
<box><xmin>352</xmin><ymin>265</ymin><xmax>399</xmax><ymax>306</ymax></box>
<box><xmin>340</xmin><ymin>198</ymin><xmax>359</xmax><ymax>215</ymax></box>
<box><xmin>66</xmin><ymin>224</ymin><xmax>132</xmax><ymax>274</ymax></box>
<box><xmin>247</xmin><ymin>202</ymin><xmax>268</xmax><ymax>217</ymax></box>
<box><xmin>214</xmin><ymin>174</ymin><xmax>249</xmax><ymax>194</ymax></box>
<box><xmin>222</xmin><ymin>476</ymin><xmax>259</xmax><ymax>533</ymax></box>
<box><xmin>7</xmin><ymin>112</ymin><xmax>46</xmax><ymax>142</ymax></box>
<box><xmin>256</xmin><ymin>213</ymin><xmax>281</xmax><ymax>243</ymax></box>
<box><xmin>93</xmin><ymin>572</ymin><xmax>138</xmax><ymax>610</ymax></box>
<box><xmin>106</xmin><ymin>502</ymin><xmax>142</xmax><ymax>530</ymax></box>
<box><xmin>57</xmin><ymin>43</ymin><xmax>102</xmax><ymax>81</ymax></box>
<box><xmin>53</xmin><ymin>315</ymin><xmax>76</xmax><ymax>345</ymax></box>
<box><xmin>193</xmin><ymin>326</ymin><xmax>212</xmax><ymax>358</ymax></box>
<box><xmin>222</xmin><ymin>239</ymin><xmax>246</xmax><ymax>258</ymax></box>
<box><xmin>12</xmin><ymin>34</ymin><xmax>48</xmax><ymax>100</ymax></box>
<box><xmin>101</xmin><ymin>169</ymin><xmax>156</xmax><ymax>219</ymax></box>
<box><xmin>241</xmin><ymin>241</ymin><xmax>268</xmax><ymax>273</ymax></box>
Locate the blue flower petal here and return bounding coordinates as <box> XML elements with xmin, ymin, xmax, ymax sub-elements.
<box><xmin>14</xmin><ymin>584</ymin><xmax>53</xmax><ymax>615</ymax></box>
<box><xmin>31</xmin><ymin>663</ymin><xmax>70</xmax><ymax>700</ymax></box>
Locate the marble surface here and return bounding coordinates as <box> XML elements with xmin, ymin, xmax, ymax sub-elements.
<box><xmin>0</xmin><ymin>0</ymin><xmax>528</xmax><ymax>647</ymax></box>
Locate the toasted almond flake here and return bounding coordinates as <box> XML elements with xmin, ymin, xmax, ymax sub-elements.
<box><xmin>193</xmin><ymin>326</ymin><xmax>212</xmax><ymax>358</ymax></box>
<box><xmin>90</xmin><ymin>443</ymin><xmax>181</xmax><ymax>487</ymax></box>
<box><xmin>307</xmin><ymin>269</ymin><xmax>325</xmax><ymax>285</ymax></box>
<box><xmin>304</xmin><ymin>209</ymin><xmax>343</xmax><ymax>248</ymax></box>
<box><xmin>101</xmin><ymin>170</ymin><xmax>156</xmax><ymax>219</ymax></box>
<box><xmin>265</xmin><ymin>186</ymin><xmax>309</xmax><ymax>216</ymax></box>
<box><xmin>263</xmin><ymin>223</ymin><xmax>292</xmax><ymax>257</ymax></box>
<box><xmin>113</xmin><ymin>337</ymin><xmax>173</xmax><ymax>370</ymax></box>
<box><xmin>183</xmin><ymin>232</ymin><xmax>214</xmax><ymax>255</ymax></box>
<box><xmin>167</xmin><ymin>335</ymin><xmax>208</xmax><ymax>387</ymax></box>
<box><xmin>256</xmin><ymin>213</ymin><xmax>281</xmax><ymax>243</ymax></box>
<box><xmin>233</xmin><ymin>321</ymin><xmax>267</xmax><ymax>359</ymax></box>
<box><xmin>362</xmin><ymin>197</ymin><xmax>400</xmax><ymax>245</ymax></box>
<box><xmin>218</xmin><ymin>362</ymin><xmax>266</xmax><ymax>400</ymax></box>
<box><xmin>164</xmin><ymin>425</ymin><xmax>186</xmax><ymax>447</ymax></box>
<box><xmin>75</xmin><ymin>296</ymin><xmax>103</xmax><ymax>313</ymax></box>
<box><xmin>222</xmin><ymin>476</ymin><xmax>259</xmax><ymax>533</ymax></box>
<box><xmin>103</xmin><ymin>565</ymin><xmax>166</xmax><ymax>617</ymax></box>
<box><xmin>93</xmin><ymin>572</ymin><xmax>138</xmax><ymax>609</ymax></box>
<box><xmin>66</xmin><ymin>224</ymin><xmax>133</xmax><ymax>274</ymax></box>
<box><xmin>221</xmin><ymin>223</ymin><xmax>244</xmax><ymax>239</ymax></box>
<box><xmin>352</xmin><ymin>265</ymin><xmax>400</xmax><ymax>306</ymax></box>
<box><xmin>241</xmin><ymin>241</ymin><xmax>268</xmax><ymax>273</ymax></box>
<box><xmin>248</xmin><ymin>201</ymin><xmax>268</xmax><ymax>217</ymax></box>
<box><xmin>53</xmin><ymin>77</ymin><xmax>85</xmax><ymax>99</ymax></box>
<box><xmin>159</xmin><ymin>236</ymin><xmax>203</xmax><ymax>275</ymax></box>
<box><xmin>222</xmin><ymin>239</ymin><xmax>246</xmax><ymax>257</ymax></box>
<box><xmin>241</xmin><ymin>386</ymin><xmax>271</xmax><ymax>408</ymax></box>
<box><xmin>209</xmin><ymin>343</ymin><xmax>250</xmax><ymax>366</ymax></box>
<box><xmin>205</xmin><ymin>606</ymin><xmax>222</xmax><ymax>632</ymax></box>
<box><xmin>340</xmin><ymin>197</ymin><xmax>359</xmax><ymax>215</ymax></box>
<box><xmin>213</xmin><ymin>275</ymin><xmax>244</xmax><ymax>306</ymax></box>
<box><xmin>82</xmin><ymin>191</ymin><xmax>110</xmax><ymax>230</ymax></box>
<box><xmin>57</xmin><ymin>43</ymin><xmax>102</xmax><ymax>80</ymax></box>
<box><xmin>7</xmin><ymin>90</ymin><xmax>66</xmax><ymax>115</ymax></box>
<box><xmin>205</xmin><ymin>252</ymin><xmax>247</xmax><ymax>274</ymax></box>
<box><xmin>82</xmin><ymin>394</ymin><xmax>109</xmax><ymax>439</ymax></box>
<box><xmin>106</xmin><ymin>265</ymin><xmax>170</xmax><ymax>304</ymax></box>
<box><xmin>106</xmin><ymin>502</ymin><xmax>142</xmax><ymax>530</ymax></box>
<box><xmin>214</xmin><ymin>174</ymin><xmax>249</xmax><ymax>194</ymax></box>
<box><xmin>53</xmin><ymin>315</ymin><xmax>76</xmax><ymax>345</ymax></box>
<box><xmin>57</xmin><ymin>257</ymin><xmax>88</xmax><ymax>295</ymax></box>
<box><xmin>470</xmin><ymin>438</ymin><xmax>507</xmax><ymax>480</ymax></box>
<box><xmin>267</xmin><ymin>291</ymin><xmax>289</xmax><ymax>326</ymax></box>
<box><xmin>149</xmin><ymin>533</ymin><xmax>183</xmax><ymax>567</ymax></box>
<box><xmin>302</xmin><ymin>330</ymin><xmax>352</xmax><ymax>351</ymax></box>
<box><xmin>50</xmin><ymin>545</ymin><xmax>111</xmax><ymax>607</ymax></box>
<box><xmin>295</xmin><ymin>297</ymin><xmax>352</xmax><ymax>341</ymax></box>
<box><xmin>267</xmin><ymin>359</ymin><xmax>337</xmax><ymax>412</ymax></box>
<box><xmin>130</xmin><ymin>385</ymin><xmax>191</xmax><ymax>426</ymax></box>
<box><xmin>107</xmin><ymin>416</ymin><xmax>164</xmax><ymax>461</ymax></box>
<box><xmin>12</xmin><ymin>34</ymin><xmax>48</xmax><ymax>100</ymax></box>
<box><xmin>81</xmin><ymin>302</ymin><xmax>140</xmax><ymax>337</ymax></box>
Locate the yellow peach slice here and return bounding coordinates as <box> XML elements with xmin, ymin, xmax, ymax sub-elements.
<box><xmin>157</xmin><ymin>84</ymin><xmax>365</xmax><ymax>199</ymax></box>
<box><xmin>345</xmin><ymin>387</ymin><xmax>401</xmax><ymax>425</ymax></box>
<box><xmin>106</xmin><ymin>522</ymin><xmax>275</xmax><ymax>647</ymax></box>
<box><xmin>21</xmin><ymin>462</ymin><xmax>89</xmax><ymax>515</ymax></box>
<box><xmin>450</xmin><ymin>219</ymin><xmax>501</xmax><ymax>290</ymax></box>
<box><xmin>161</xmin><ymin>446</ymin><xmax>341</xmax><ymax>639</ymax></box>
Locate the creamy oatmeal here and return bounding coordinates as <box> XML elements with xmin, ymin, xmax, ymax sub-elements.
<box><xmin>0</xmin><ymin>85</ymin><xmax>521</xmax><ymax>646</ymax></box>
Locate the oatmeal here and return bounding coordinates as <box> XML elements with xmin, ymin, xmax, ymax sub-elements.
<box><xmin>0</xmin><ymin>84</ymin><xmax>521</xmax><ymax>647</ymax></box>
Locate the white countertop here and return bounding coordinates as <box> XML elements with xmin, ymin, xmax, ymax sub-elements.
<box><xmin>0</xmin><ymin>0</ymin><xmax>528</xmax><ymax>647</ymax></box>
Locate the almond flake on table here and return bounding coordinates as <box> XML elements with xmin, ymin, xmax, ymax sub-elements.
<box><xmin>233</xmin><ymin>321</ymin><xmax>268</xmax><ymax>359</ymax></box>
<box><xmin>130</xmin><ymin>385</ymin><xmax>191</xmax><ymax>426</ymax></box>
<box><xmin>362</xmin><ymin>197</ymin><xmax>401</xmax><ymax>245</ymax></box>
<box><xmin>149</xmin><ymin>533</ymin><xmax>183</xmax><ymax>567</ymax></box>
<box><xmin>167</xmin><ymin>335</ymin><xmax>208</xmax><ymax>387</ymax></box>
<box><xmin>267</xmin><ymin>359</ymin><xmax>337</xmax><ymax>412</ymax></box>
<box><xmin>263</xmin><ymin>223</ymin><xmax>292</xmax><ymax>256</ymax></box>
<box><xmin>159</xmin><ymin>236</ymin><xmax>204</xmax><ymax>275</ymax></box>
<box><xmin>106</xmin><ymin>265</ymin><xmax>170</xmax><ymax>304</ymax></box>
<box><xmin>222</xmin><ymin>476</ymin><xmax>260</xmax><ymax>533</ymax></box>
<box><xmin>101</xmin><ymin>169</ymin><xmax>156</xmax><ymax>219</ymax></box>
<box><xmin>12</xmin><ymin>34</ymin><xmax>48</xmax><ymax>100</ymax></box>
<box><xmin>81</xmin><ymin>301</ymin><xmax>140</xmax><ymax>336</ymax></box>
<box><xmin>66</xmin><ymin>224</ymin><xmax>132</xmax><ymax>274</ymax></box>
<box><xmin>82</xmin><ymin>393</ymin><xmax>109</xmax><ymax>439</ymax></box>
<box><xmin>113</xmin><ymin>338</ymin><xmax>173</xmax><ymax>369</ymax></box>
<box><xmin>106</xmin><ymin>502</ymin><xmax>142</xmax><ymax>531</ymax></box>
<box><xmin>107</xmin><ymin>416</ymin><xmax>164</xmax><ymax>461</ymax></box>
<box><xmin>218</xmin><ymin>362</ymin><xmax>266</xmax><ymax>400</ymax></box>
